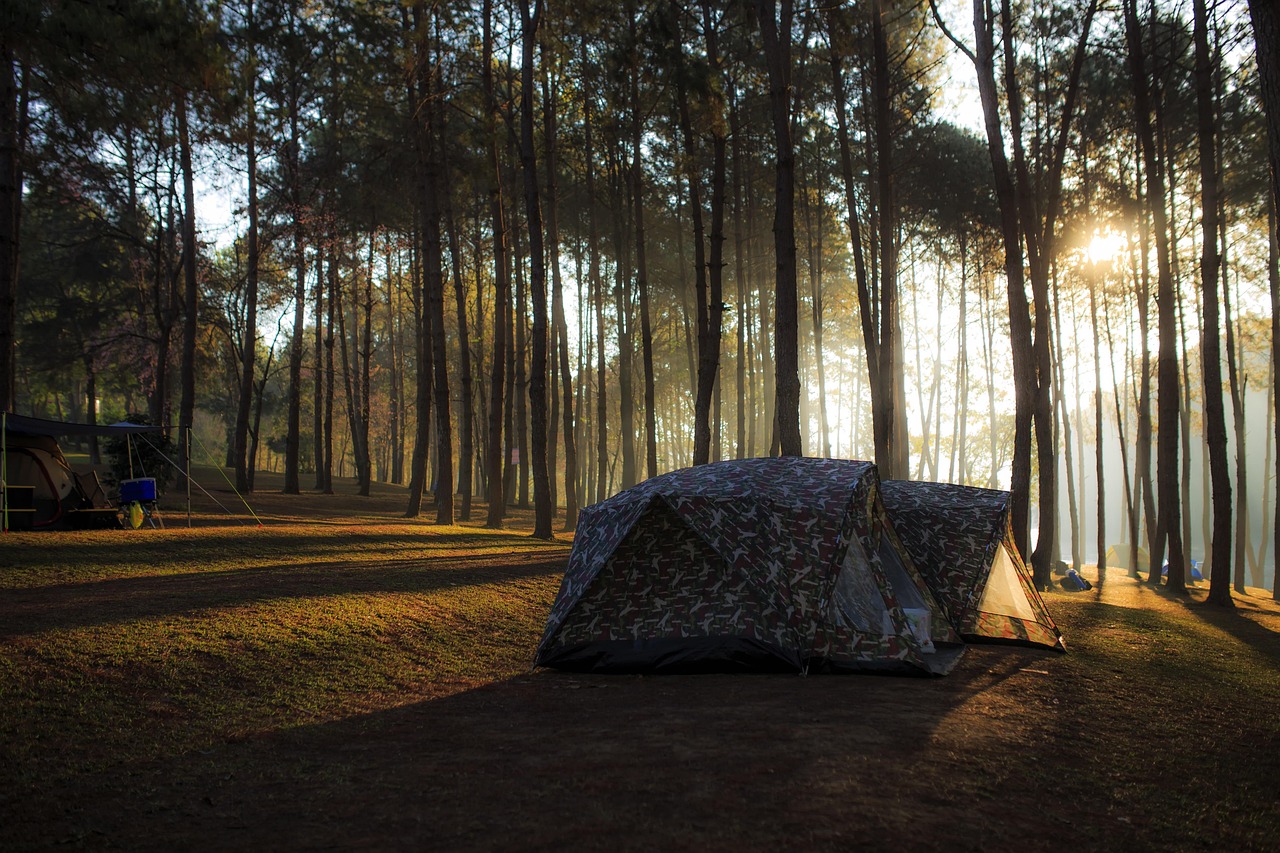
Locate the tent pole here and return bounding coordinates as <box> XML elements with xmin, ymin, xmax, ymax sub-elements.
<box><xmin>186</xmin><ymin>426</ymin><xmax>192</xmax><ymax>528</ymax></box>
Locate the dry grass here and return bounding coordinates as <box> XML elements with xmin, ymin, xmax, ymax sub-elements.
<box><xmin>1</xmin><ymin>475</ymin><xmax>1278</xmax><ymax>851</ymax></box>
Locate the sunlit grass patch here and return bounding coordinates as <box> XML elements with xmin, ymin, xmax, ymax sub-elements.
<box><xmin>0</xmin><ymin>522</ymin><xmax>568</xmax><ymax>793</ymax></box>
<box><xmin>0</xmin><ymin>521</ymin><xmax>568</xmax><ymax>589</ymax></box>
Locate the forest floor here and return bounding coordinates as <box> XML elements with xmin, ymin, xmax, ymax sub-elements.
<box><xmin>1</xmin><ymin>470</ymin><xmax>1278</xmax><ymax>852</ymax></box>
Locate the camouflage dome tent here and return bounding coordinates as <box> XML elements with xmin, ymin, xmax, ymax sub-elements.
<box><xmin>536</xmin><ymin>458</ymin><xmax>965</xmax><ymax>675</ymax></box>
<box><xmin>880</xmin><ymin>480</ymin><xmax>1065</xmax><ymax>651</ymax></box>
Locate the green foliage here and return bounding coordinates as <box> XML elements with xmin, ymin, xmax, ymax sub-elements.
<box><xmin>101</xmin><ymin>414</ymin><xmax>178</xmax><ymax>494</ymax></box>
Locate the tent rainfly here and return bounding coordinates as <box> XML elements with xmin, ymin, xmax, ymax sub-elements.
<box><xmin>879</xmin><ymin>479</ymin><xmax>1066</xmax><ymax>652</ymax></box>
<box><xmin>536</xmin><ymin>458</ymin><xmax>965</xmax><ymax>675</ymax></box>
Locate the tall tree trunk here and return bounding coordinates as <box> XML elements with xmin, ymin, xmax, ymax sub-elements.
<box><xmin>386</xmin><ymin>248</ymin><xmax>399</xmax><ymax>485</ymax></box>
<box><xmin>0</xmin><ymin>42</ymin><xmax>23</xmax><ymax>413</ymax></box>
<box><xmin>1105</xmin><ymin>295</ymin><xmax>1140</xmax><ymax>574</ymax></box>
<box><xmin>235</xmin><ymin>11</ymin><xmax>259</xmax><ymax>493</ymax></box>
<box><xmin>413</xmin><ymin>3</ymin><xmax>452</xmax><ymax>523</ymax></box>
<box><xmin>360</xmin><ymin>244</ymin><xmax>374</xmax><ymax>493</ymax></box>
<box><xmin>829</xmin><ymin>45</ymin><xmax>885</xmax><ymax>467</ymax></box>
<box><xmin>483</xmin><ymin>0</ymin><xmax>510</xmax><ymax>528</ymax></box>
<box><xmin>870</xmin><ymin>0</ymin><xmax>905</xmax><ymax>476</ymax></box>
<box><xmin>613</xmin><ymin>182</ymin><xmax>636</xmax><ymax>488</ymax></box>
<box><xmin>682</xmin><ymin>3</ymin><xmax>728</xmax><ymax>468</ymax></box>
<box><xmin>581</xmin><ymin>38</ymin><xmax>607</xmax><ymax>505</ymax></box>
<box><xmin>1247</xmin><ymin>0</ymin><xmax>1280</xmax><ymax>600</ymax></box>
<box><xmin>677</xmin><ymin>57</ymin><xmax>712</xmax><ymax>467</ymax></box>
<box><xmin>284</xmin><ymin>30</ymin><xmax>305</xmax><ymax>495</ymax></box>
<box><xmin>313</xmin><ymin>250</ymin><xmax>326</xmax><ymax>490</ymax></box>
<box><xmin>955</xmin><ymin>237</ymin><xmax>969</xmax><ymax>483</ymax></box>
<box><xmin>322</xmin><ymin>250</ymin><xmax>335</xmax><ymax>493</ymax></box>
<box><xmin>800</xmin><ymin>171</ymin><xmax>830</xmax><ymax>458</ymax></box>
<box><xmin>519</xmin><ymin>0</ymin><xmax>552</xmax><ymax>539</ymax></box>
<box><xmin>338</xmin><ymin>264</ymin><xmax>373</xmax><ymax>496</ymax></box>
<box><xmin>1273</xmin><ymin>203</ymin><xmax>1280</xmax><ymax>600</ymax></box>
<box><xmin>1126</xmin><ymin>0</ymin><xmax>1190</xmax><ymax>593</ymax></box>
<box><xmin>1089</xmin><ymin>265</ymin><xmax>1107</xmax><ymax>588</ymax></box>
<box><xmin>1052</xmin><ymin>271</ymin><xmax>1080</xmax><ymax>571</ymax></box>
<box><xmin>542</xmin><ymin>51</ymin><xmax>576</xmax><ymax>529</ymax></box>
<box><xmin>406</xmin><ymin>227</ymin><xmax>433</xmax><ymax>515</ymax></box>
<box><xmin>753</xmin><ymin>0</ymin><xmax>802</xmax><ymax>457</ymax></box>
<box><xmin>513</xmin><ymin>171</ymin><xmax>530</xmax><ymax>508</ymax></box>
<box><xmin>1131</xmin><ymin>169</ymin><xmax>1159</xmax><ymax>579</ymax></box>
<box><xmin>968</xmin><ymin>0</ymin><xmax>1035</xmax><ymax>557</ymax></box>
<box><xmin>953</xmin><ymin>0</ymin><xmax>1095</xmax><ymax>582</ymax></box>
<box><xmin>447</xmin><ymin>209</ymin><xmax>474</xmax><ymax>521</ymax></box>
<box><xmin>629</xmin><ymin>6</ymin><xmax>658</xmax><ymax>480</ymax></box>
<box><xmin>1224</xmin><ymin>259</ymin><xmax>1248</xmax><ymax>593</ymax></box>
<box><xmin>731</xmin><ymin>87</ymin><xmax>747</xmax><ymax>460</ymax></box>
<box><xmin>177</xmin><ymin>92</ymin><xmax>199</xmax><ymax>475</ymax></box>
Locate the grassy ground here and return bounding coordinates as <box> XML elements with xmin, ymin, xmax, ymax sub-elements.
<box><xmin>1</xmin><ymin>474</ymin><xmax>1278</xmax><ymax>851</ymax></box>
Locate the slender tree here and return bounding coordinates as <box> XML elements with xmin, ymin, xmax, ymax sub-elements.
<box><xmin>753</xmin><ymin>0</ymin><xmax>802</xmax><ymax>457</ymax></box>
<box><xmin>484</xmin><ymin>0</ymin><xmax>510</xmax><ymax>528</ymax></box>
<box><xmin>519</xmin><ymin>0</ymin><xmax>552</xmax><ymax>539</ymax></box>
<box><xmin>1247</xmin><ymin>0</ymin><xmax>1280</xmax><ymax>600</ymax></box>
<box><xmin>232</xmin><ymin>0</ymin><xmax>259</xmax><ymax>493</ymax></box>
<box><xmin>1125</xmin><ymin>0</ymin><xmax>1188</xmax><ymax>592</ymax></box>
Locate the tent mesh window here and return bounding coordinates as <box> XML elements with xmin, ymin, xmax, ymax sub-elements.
<box><xmin>831</xmin><ymin>531</ymin><xmax>887</xmax><ymax>634</ymax></box>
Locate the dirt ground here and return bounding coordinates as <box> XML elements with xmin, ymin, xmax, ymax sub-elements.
<box><xmin>3</xmin><ymin>543</ymin><xmax>1279</xmax><ymax>852</ymax></box>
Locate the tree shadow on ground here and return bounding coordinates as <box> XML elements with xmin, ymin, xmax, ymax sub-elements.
<box><xmin>1174</xmin><ymin>591</ymin><xmax>1280</xmax><ymax>667</ymax></box>
<box><xmin>6</xmin><ymin>650</ymin><xmax>1060</xmax><ymax>853</ymax></box>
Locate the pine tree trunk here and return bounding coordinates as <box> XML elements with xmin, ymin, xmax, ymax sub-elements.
<box><xmin>579</xmin><ymin>38</ymin><xmax>607</xmax><ymax>505</ymax></box>
<box><xmin>732</xmin><ymin>89</ymin><xmax>747</xmax><ymax>460</ymax></box>
<box><xmin>611</xmin><ymin>144</ymin><xmax>637</xmax><ymax>489</ymax></box>
<box><xmin>0</xmin><ymin>43</ymin><xmax>24</xmax><ymax>413</ymax></box>
<box><xmin>483</xmin><ymin>0</ymin><xmax>509</xmax><ymax>528</ymax></box>
<box><xmin>678</xmin><ymin>59</ymin><xmax>714</xmax><ymax>467</ymax></box>
<box><xmin>1224</xmin><ymin>257</ymin><xmax>1249</xmax><ymax>592</ymax></box>
<box><xmin>1090</xmin><ymin>267</ymin><xmax>1107</xmax><ymax>588</ymax></box>
<box><xmin>1188</xmin><ymin>0</ymin><xmax>1231</xmax><ymax>601</ymax></box>
<box><xmin>284</xmin><ymin>11</ymin><xmax>305</xmax><ymax>495</ymax></box>
<box><xmin>520</xmin><ymin>0</ymin><xmax>552</xmax><ymax>539</ymax></box>
<box><xmin>323</xmin><ymin>246</ymin><xmax>336</xmax><ymax>494</ymax></box>
<box><xmin>630</xmin><ymin>8</ymin><xmax>658</xmax><ymax>480</ymax></box>
<box><xmin>970</xmin><ymin>0</ymin><xmax>1035</xmax><ymax>555</ymax></box>
<box><xmin>542</xmin><ymin>54</ymin><xmax>576</xmax><ymax>529</ymax></box>
<box><xmin>1052</xmin><ymin>270</ymin><xmax>1080</xmax><ymax>572</ymax></box>
<box><xmin>828</xmin><ymin>46</ymin><xmax>879</xmax><ymax>467</ymax></box>
<box><xmin>1246</xmin><ymin>0</ymin><xmax>1280</xmax><ymax>599</ymax></box>
<box><xmin>177</xmin><ymin>93</ymin><xmax>199</xmax><ymax>475</ymax></box>
<box><xmin>754</xmin><ymin>0</ymin><xmax>802</xmax><ymax>457</ymax></box>
<box><xmin>954</xmin><ymin>239</ymin><xmax>969</xmax><ymax>483</ymax></box>
<box><xmin>447</xmin><ymin>209</ymin><xmax>474</xmax><ymax>521</ymax></box>
<box><xmin>235</xmin><ymin>19</ymin><xmax>259</xmax><ymax>494</ymax></box>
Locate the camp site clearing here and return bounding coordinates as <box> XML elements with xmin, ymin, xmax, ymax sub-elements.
<box><xmin>1</xmin><ymin>473</ymin><xmax>1278</xmax><ymax>852</ymax></box>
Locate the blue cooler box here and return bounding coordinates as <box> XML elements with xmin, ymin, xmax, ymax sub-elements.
<box><xmin>120</xmin><ymin>477</ymin><xmax>157</xmax><ymax>503</ymax></box>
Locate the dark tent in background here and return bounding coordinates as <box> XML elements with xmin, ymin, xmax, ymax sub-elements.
<box><xmin>536</xmin><ymin>458</ymin><xmax>964</xmax><ymax>675</ymax></box>
<box><xmin>1</xmin><ymin>413</ymin><xmax>160</xmax><ymax>530</ymax></box>
<box><xmin>880</xmin><ymin>480</ymin><xmax>1065</xmax><ymax>652</ymax></box>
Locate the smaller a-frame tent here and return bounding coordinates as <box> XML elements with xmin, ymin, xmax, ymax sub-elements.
<box><xmin>536</xmin><ymin>458</ymin><xmax>964</xmax><ymax>675</ymax></box>
<box><xmin>880</xmin><ymin>480</ymin><xmax>1065</xmax><ymax>652</ymax></box>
